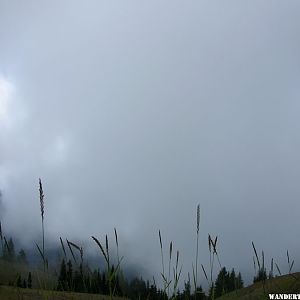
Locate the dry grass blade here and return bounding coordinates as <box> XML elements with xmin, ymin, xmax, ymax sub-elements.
<box><xmin>169</xmin><ymin>241</ymin><xmax>173</xmax><ymax>261</ymax></box>
<box><xmin>159</xmin><ymin>230</ymin><xmax>163</xmax><ymax>249</ymax></box>
<box><xmin>176</xmin><ymin>250</ymin><xmax>179</xmax><ymax>270</ymax></box>
<box><xmin>195</xmin><ymin>203</ymin><xmax>200</xmax><ymax>299</ymax></box>
<box><xmin>158</xmin><ymin>230</ymin><xmax>165</xmax><ymax>277</ymax></box>
<box><xmin>60</xmin><ymin>237</ymin><xmax>67</xmax><ymax>258</ymax></box>
<box><xmin>152</xmin><ymin>276</ymin><xmax>156</xmax><ymax>287</ymax></box>
<box><xmin>168</xmin><ymin>241</ymin><xmax>173</xmax><ymax>297</ymax></box>
<box><xmin>66</xmin><ymin>239</ymin><xmax>77</xmax><ymax>264</ymax></box>
<box><xmin>173</xmin><ymin>265</ymin><xmax>182</xmax><ymax>294</ymax></box>
<box><xmin>68</xmin><ymin>240</ymin><xmax>80</xmax><ymax>251</ymax></box>
<box><xmin>161</xmin><ymin>273</ymin><xmax>171</xmax><ymax>290</ymax></box>
<box><xmin>212</xmin><ymin>235</ymin><xmax>222</xmax><ymax>267</ymax></box>
<box><xmin>68</xmin><ymin>240</ymin><xmax>83</xmax><ymax>262</ymax></box>
<box><xmin>213</xmin><ymin>236</ymin><xmax>218</xmax><ymax>254</ymax></box>
<box><xmin>252</xmin><ymin>241</ymin><xmax>261</xmax><ymax>270</ymax></box>
<box><xmin>192</xmin><ymin>264</ymin><xmax>196</xmax><ymax>292</ymax></box>
<box><xmin>4</xmin><ymin>237</ymin><xmax>10</xmax><ymax>253</ymax></box>
<box><xmin>114</xmin><ymin>228</ymin><xmax>118</xmax><ymax>248</ymax></box>
<box><xmin>80</xmin><ymin>247</ymin><xmax>83</xmax><ymax>261</ymax></box>
<box><xmin>0</xmin><ymin>221</ymin><xmax>3</xmax><ymax>255</ymax></box>
<box><xmin>91</xmin><ymin>236</ymin><xmax>108</xmax><ymax>263</ymax></box>
<box><xmin>0</xmin><ymin>221</ymin><xmax>2</xmax><ymax>241</ymax></box>
<box><xmin>253</xmin><ymin>256</ymin><xmax>256</xmax><ymax>273</ymax></box>
<box><xmin>208</xmin><ymin>234</ymin><xmax>212</xmax><ymax>253</ymax></box>
<box><xmin>114</xmin><ymin>227</ymin><xmax>120</xmax><ymax>266</ymax></box>
<box><xmin>36</xmin><ymin>243</ymin><xmax>45</xmax><ymax>262</ymax></box>
<box><xmin>215</xmin><ymin>252</ymin><xmax>222</xmax><ymax>269</ymax></box>
<box><xmin>201</xmin><ymin>264</ymin><xmax>209</xmax><ymax>284</ymax></box>
<box><xmin>105</xmin><ymin>234</ymin><xmax>110</xmax><ymax>266</ymax></box>
<box><xmin>271</xmin><ymin>258</ymin><xmax>274</xmax><ymax>275</ymax></box>
<box><xmin>275</xmin><ymin>263</ymin><xmax>282</xmax><ymax>276</ymax></box>
<box><xmin>289</xmin><ymin>260</ymin><xmax>294</xmax><ymax>274</ymax></box>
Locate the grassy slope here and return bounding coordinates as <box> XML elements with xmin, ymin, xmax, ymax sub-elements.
<box><xmin>0</xmin><ymin>259</ymin><xmax>128</xmax><ymax>299</ymax></box>
<box><xmin>0</xmin><ymin>258</ymin><xmax>56</xmax><ymax>288</ymax></box>
<box><xmin>0</xmin><ymin>285</ymin><xmax>128</xmax><ymax>300</ymax></box>
<box><xmin>218</xmin><ymin>272</ymin><xmax>300</xmax><ymax>300</ymax></box>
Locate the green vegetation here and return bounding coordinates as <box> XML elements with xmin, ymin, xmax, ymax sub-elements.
<box><xmin>0</xmin><ymin>285</ymin><xmax>127</xmax><ymax>300</ymax></box>
<box><xmin>0</xmin><ymin>179</ymin><xmax>298</xmax><ymax>299</ymax></box>
<box><xmin>218</xmin><ymin>273</ymin><xmax>300</xmax><ymax>299</ymax></box>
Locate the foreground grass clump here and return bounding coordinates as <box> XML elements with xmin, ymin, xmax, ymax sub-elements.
<box><xmin>218</xmin><ymin>272</ymin><xmax>300</xmax><ymax>300</ymax></box>
<box><xmin>0</xmin><ymin>285</ymin><xmax>128</xmax><ymax>300</ymax></box>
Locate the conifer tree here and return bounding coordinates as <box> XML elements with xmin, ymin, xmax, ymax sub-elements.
<box><xmin>16</xmin><ymin>274</ymin><xmax>22</xmax><ymax>287</ymax></box>
<box><xmin>57</xmin><ymin>259</ymin><xmax>67</xmax><ymax>291</ymax></box>
<box><xmin>27</xmin><ymin>272</ymin><xmax>32</xmax><ymax>289</ymax></box>
<box><xmin>17</xmin><ymin>249</ymin><xmax>28</xmax><ymax>265</ymax></box>
<box><xmin>66</xmin><ymin>260</ymin><xmax>73</xmax><ymax>291</ymax></box>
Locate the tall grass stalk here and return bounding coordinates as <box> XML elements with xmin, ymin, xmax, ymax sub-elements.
<box><xmin>4</xmin><ymin>236</ymin><xmax>10</xmax><ymax>255</ymax></box>
<box><xmin>171</xmin><ymin>250</ymin><xmax>182</xmax><ymax>299</ymax></box>
<box><xmin>92</xmin><ymin>235</ymin><xmax>111</xmax><ymax>298</ymax></box>
<box><xmin>66</xmin><ymin>240</ymin><xmax>85</xmax><ymax>291</ymax></box>
<box><xmin>207</xmin><ymin>234</ymin><xmax>221</xmax><ymax>300</ymax></box>
<box><xmin>253</xmin><ymin>256</ymin><xmax>256</xmax><ymax>276</ymax></box>
<box><xmin>262</xmin><ymin>250</ymin><xmax>266</xmax><ymax>294</ymax></box>
<box><xmin>159</xmin><ymin>230</ymin><xmax>165</xmax><ymax>277</ymax></box>
<box><xmin>0</xmin><ymin>221</ymin><xmax>3</xmax><ymax>256</ymax></box>
<box><xmin>66</xmin><ymin>239</ymin><xmax>77</xmax><ymax>265</ymax></box>
<box><xmin>275</xmin><ymin>262</ymin><xmax>282</xmax><ymax>276</ymax></box>
<box><xmin>194</xmin><ymin>204</ymin><xmax>200</xmax><ymax>299</ymax></box>
<box><xmin>270</xmin><ymin>258</ymin><xmax>274</xmax><ymax>278</ymax></box>
<box><xmin>252</xmin><ymin>241</ymin><xmax>260</xmax><ymax>270</ymax></box>
<box><xmin>67</xmin><ymin>240</ymin><xmax>83</xmax><ymax>264</ymax></box>
<box><xmin>287</xmin><ymin>250</ymin><xmax>294</xmax><ymax>274</ymax></box>
<box><xmin>92</xmin><ymin>234</ymin><xmax>123</xmax><ymax>300</ymax></box>
<box><xmin>158</xmin><ymin>230</ymin><xmax>168</xmax><ymax>298</ymax></box>
<box><xmin>60</xmin><ymin>237</ymin><xmax>67</xmax><ymax>259</ymax></box>
<box><xmin>114</xmin><ymin>228</ymin><xmax>120</xmax><ymax>265</ymax></box>
<box><xmin>168</xmin><ymin>241</ymin><xmax>172</xmax><ymax>297</ymax></box>
<box><xmin>113</xmin><ymin>228</ymin><xmax>121</xmax><ymax>296</ymax></box>
<box><xmin>39</xmin><ymin>178</ymin><xmax>46</xmax><ymax>272</ymax></box>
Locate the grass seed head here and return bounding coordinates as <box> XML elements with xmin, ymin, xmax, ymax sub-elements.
<box><xmin>169</xmin><ymin>241</ymin><xmax>173</xmax><ymax>260</ymax></box>
<box><xmin>39</xmin><ymin>178</ymin><xmax>44</xmax><ymax>220</ymax></box>
<box><xmin>159</xmin><ymin>230</ymin><xmax>163</xmax><ymax>250</ymax></box>
<box><xmin>196</xmin><ymin>204</ymin><xmax>200</xmax><ymax>233</ymax></box>
<box><xmin>114</xmin><ymin>228</ymin><xmax>118</xmax><ymax>248</ymax></box>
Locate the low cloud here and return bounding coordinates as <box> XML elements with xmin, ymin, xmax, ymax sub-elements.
<box><xmin>0</xmin><ymin>1</ymin><xmax>300</xmax><ymax>287</ymax></box>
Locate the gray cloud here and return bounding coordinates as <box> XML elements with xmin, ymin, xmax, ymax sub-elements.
<box><xmin>1</xmin><ymin>0</ymin><xmax>300</xmax><ymax>287</ymax></box>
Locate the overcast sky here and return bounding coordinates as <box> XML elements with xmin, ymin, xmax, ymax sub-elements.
<box><xmin>1</xmin><ymin>0</ymin><xmax>300</xmax><ymax>287</ymax></box>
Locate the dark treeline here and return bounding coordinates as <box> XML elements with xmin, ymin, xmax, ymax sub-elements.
<box><xmin>0</xmin><ymin>236</ymin><xmax>247</xmax><ymax>299</ymax></box>
<box><xmin>55</xmin><ymin>261</ymin><xmax>244</xmax><ymax>300</ymax></box>
<box><xmin>1</xmin><ymin>236</ymin><xmax>28</xmax><ymax>265</ymax></box>
<box><xmin>56</xmin><ymin>258</ymin><xmax>167</xmax><ymax>299</ymax></box>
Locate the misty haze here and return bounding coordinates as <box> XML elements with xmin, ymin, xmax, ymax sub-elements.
<box><xmin>1</xmin><ymin>1</ymin><xmax>300</xmax><ymax>299</ymax></box>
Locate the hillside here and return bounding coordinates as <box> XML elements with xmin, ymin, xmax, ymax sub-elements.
<box><xmin>218</xmin><ymin>273</ymin><xmax>300</xmax><ymax>299</ymax></box>
<box><xmin>0</xmin><ymin>285</ymin><xmax>127</xmax><ymax>300</ymax></box>
<box><xmin>0</xmin><ymin>258</ymin><xmax>56</xmax><ymax>289</ymax></box>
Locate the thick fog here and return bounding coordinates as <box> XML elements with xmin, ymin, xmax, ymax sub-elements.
<box><xmin>1</xmin><ymin>0</ymin><xmax>300</xmax><ymax>286</ymax></box>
